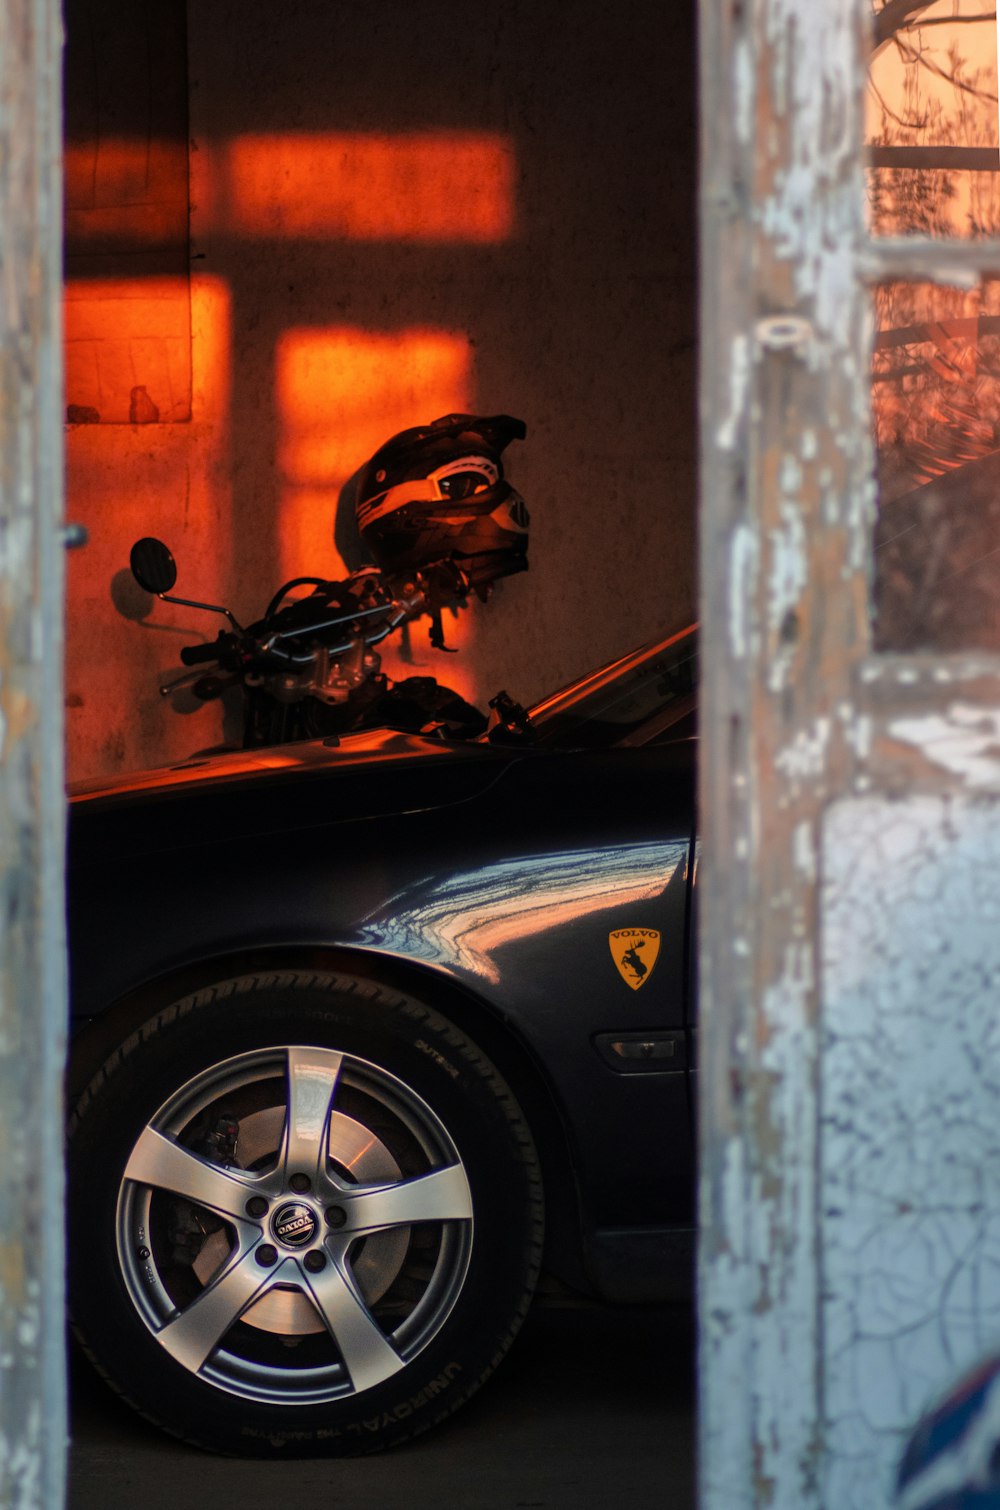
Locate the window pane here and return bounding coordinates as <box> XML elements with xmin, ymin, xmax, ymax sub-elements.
<box><xmin>867</xmin><ymin>1</ymin><xmax>999</xmax><ymax>239</ymax></box>
<box><xmin>873</xmin><ymin>278</ymin><xmax>1000</xmax><ymax>649</ymax></box>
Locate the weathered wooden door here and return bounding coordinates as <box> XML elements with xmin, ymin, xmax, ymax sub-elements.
<box><xmin>699</xmin><ymin>0</ymin><xmax>1000</xmax><ymax>1505</ymax></box>
<box><xmin>0</xmin><ymin>2</ymin><xmax>68</xmax><ymax>1505</ymax></box>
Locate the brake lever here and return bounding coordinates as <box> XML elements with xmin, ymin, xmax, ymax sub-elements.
<box><xmin>159</xmin><ymin>668</ymin><xmax>215</xmax><ymax>697</ymax></box>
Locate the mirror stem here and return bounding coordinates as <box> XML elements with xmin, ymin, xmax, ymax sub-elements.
<box><xmin>157</xmin><ymin>593</ymin><xmax>243</xmax><ymax>632</ymax></box>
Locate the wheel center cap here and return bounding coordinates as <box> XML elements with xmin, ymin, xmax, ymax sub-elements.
<box><xmin>272</xmin><ymin>1201</ymin><xmax>318</xmax><ymax>1248</ymax></box>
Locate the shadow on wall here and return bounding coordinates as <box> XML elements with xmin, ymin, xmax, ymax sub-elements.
<box><xmin>334</xmin><ymin>465</ymin><xmax>368</xmax><ymax>572</ymax></box>
<box><xmin>63</xmin><ymin>0</ymin><xmax>697</xmax><ymax>782</ymax></box>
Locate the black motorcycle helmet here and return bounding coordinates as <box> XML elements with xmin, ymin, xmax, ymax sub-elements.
<box><xmin>355</xmin><ymin>413</ymin><xmax>529</xmax><ymax>591</ymax></box>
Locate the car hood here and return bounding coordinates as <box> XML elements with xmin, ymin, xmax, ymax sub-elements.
<box><xmin>68</xmin><ymin>728</ymin><xmax>517</xmax><ymax>867</ymax></box>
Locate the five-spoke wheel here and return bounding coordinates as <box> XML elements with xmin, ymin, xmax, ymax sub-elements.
<box><xmin>69</xmin><ymin>972</ymin><xmax>543</xmax><ymax>1454</ymax></box>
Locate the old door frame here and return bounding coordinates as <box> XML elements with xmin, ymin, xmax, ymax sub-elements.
<box><xmin>698</xmin><ymin>0</ymin><xmax>1000</xmax><ymax>1505</ymax></box>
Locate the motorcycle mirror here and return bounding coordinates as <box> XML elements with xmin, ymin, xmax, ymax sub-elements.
<box><xmin>130</xmin><ymin>537</ymin><xmax>178</xmax><ymax>596</ymax></box>
<box><xmin>128</xmin><ymin>538</ymin><xmax>244</xmax><ymax>633</ymax></box>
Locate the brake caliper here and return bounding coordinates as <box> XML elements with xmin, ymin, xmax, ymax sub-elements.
<box><xmin>167</xmin><ymin>1110</ymin><xmax>241</xmax><ymax>1266</ymax></box>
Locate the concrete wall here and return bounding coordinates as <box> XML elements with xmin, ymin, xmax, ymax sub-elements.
<box><xmin>64</xmin><ymin>0</ymin><xmax>696</xmax><ymax>781</ymax></box>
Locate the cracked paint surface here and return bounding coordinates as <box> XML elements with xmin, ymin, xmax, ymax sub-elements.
<box><xmin>822</xmin><ymin>795</ymin><xmax>1000</xmax><ymax>1508</ymax></box>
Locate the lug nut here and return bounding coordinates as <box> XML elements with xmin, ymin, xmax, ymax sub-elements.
<box><xmin>303</xmin><ymin>1250</ymin><xmax>327</xmax><ymax>1273</ymax></box>
<box><xmin>289</xmin><ymin>1173</ymin><xmax>311</xmax><ymax>1193</ymax></box>
<box><xmin>245</xmin><ymin>1196</ymin><xmax>268</xmax><ymax>1218</ymax></box>
<box><xmin>255</xmin><ymin>1244</ymin><xmax>278</xmax><ymax>1268</ymax></box>
<box><xmin>325</xmin><ymin>1206</ymin><xmax>347</xmax><ymax>1229</ymax></box>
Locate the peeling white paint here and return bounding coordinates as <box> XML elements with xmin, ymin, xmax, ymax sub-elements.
<box><xmin>774</xmin><ymin>717</ymin><xmax>832</xmax><ymax>783</ymax></box>
<box><xmin>847</xmin><ymin>470</ymin><xmax>877</xmax><ymax>575</ymax></box>
<box><xmin>793</xmin><ymin>820</ymin><xmax>815</xmax><ymax>880</ymax></box>
<box><xmin>840</xmin><ymin>706</ymin><xmax>872</xmax><ymax>761</ymax></box>
<box><xmin>890</xmin><ymin>704</ymin><xmax>1000</xmax><ymax>790</ymax></box>
<box><xmin>729</xmin><ymin>522</ymin><xmax>759</xmax><ymax>661</ymax></box>
<box><xmin>767</xmin><ymin>480</ymin><xmax>809</xmax><ymax>693</ymax></box>
<box><xmin>759</xmin><ymin>0</ymin><xmax>862</xmax><ymax>347</ymax></box>
<box><xmin>16</xmin><ymin>1293</ymin><xmax>39</xmax><ymax>1350</ymax></box>
<box><xmin>0</xmin><ymin>1399</ymin><xmax>42</xmax><ymax>1509</ymax></box>
<box><xmin>717</xmin><ymin>333</ymin><xmax>751</xmax><ymax>452</ymax></box>
<box><xmin>768</xmin><ymin>499</ymin><xmax>807</xmax><ymax>628</ymax></box>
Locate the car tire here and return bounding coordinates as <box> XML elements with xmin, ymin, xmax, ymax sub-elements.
<box><xmin>67</xmin><ymin>969</ymin><xmax>544</xmax><ymax>1456</ymax></box>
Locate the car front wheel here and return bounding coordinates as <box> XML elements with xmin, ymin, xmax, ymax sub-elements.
<box><xmin>68</xmin><ymin>970</ymin><xmax>543</xmax><ymax>1455</ymax></box>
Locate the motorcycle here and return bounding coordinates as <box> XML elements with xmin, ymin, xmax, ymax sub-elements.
<box><xmin>128</xmin><ymin>537</ymin><xmax>489</xmax><ymax>748</ymax></box>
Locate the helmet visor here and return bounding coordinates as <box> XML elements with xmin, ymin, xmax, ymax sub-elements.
<box><xmin>428</xmin><ymin>455</ymin><xmax>499</xmax><ymax>500</ymax></box>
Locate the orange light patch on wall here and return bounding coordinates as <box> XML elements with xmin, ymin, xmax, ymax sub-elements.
<box><xmin>64</xmin><ymin>277</ymin><xmax>192</xmax><ymax>423</ymax></box>
<box><xmin>276</xmin><ymin>324</ymin><xmax>472</xmax><ymax>561</ymax></box>
<box><xmin>275</xmin><ymin>325</ymin><xmax>478</xmax><ymax>697</ymax></box>
<box><xmin>217</xmin><ymin>133</ymin><xmax>514</xmax><ymax>242</ymax></box>
<box><xmin>190</xmin><ymin>274</ymin><xmax>232</xmax><ymax>426</ymax></box>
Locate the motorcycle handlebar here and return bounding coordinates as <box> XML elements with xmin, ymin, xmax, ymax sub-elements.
<box><xmin>180</xmin><ymin>639</ymin><xmax>230</xmax><ymax>667</ymax></box>
<box><xmin>173</xmin><ymin>564</ymin><xmax>463</xmax><ymax>675</ymax></box>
